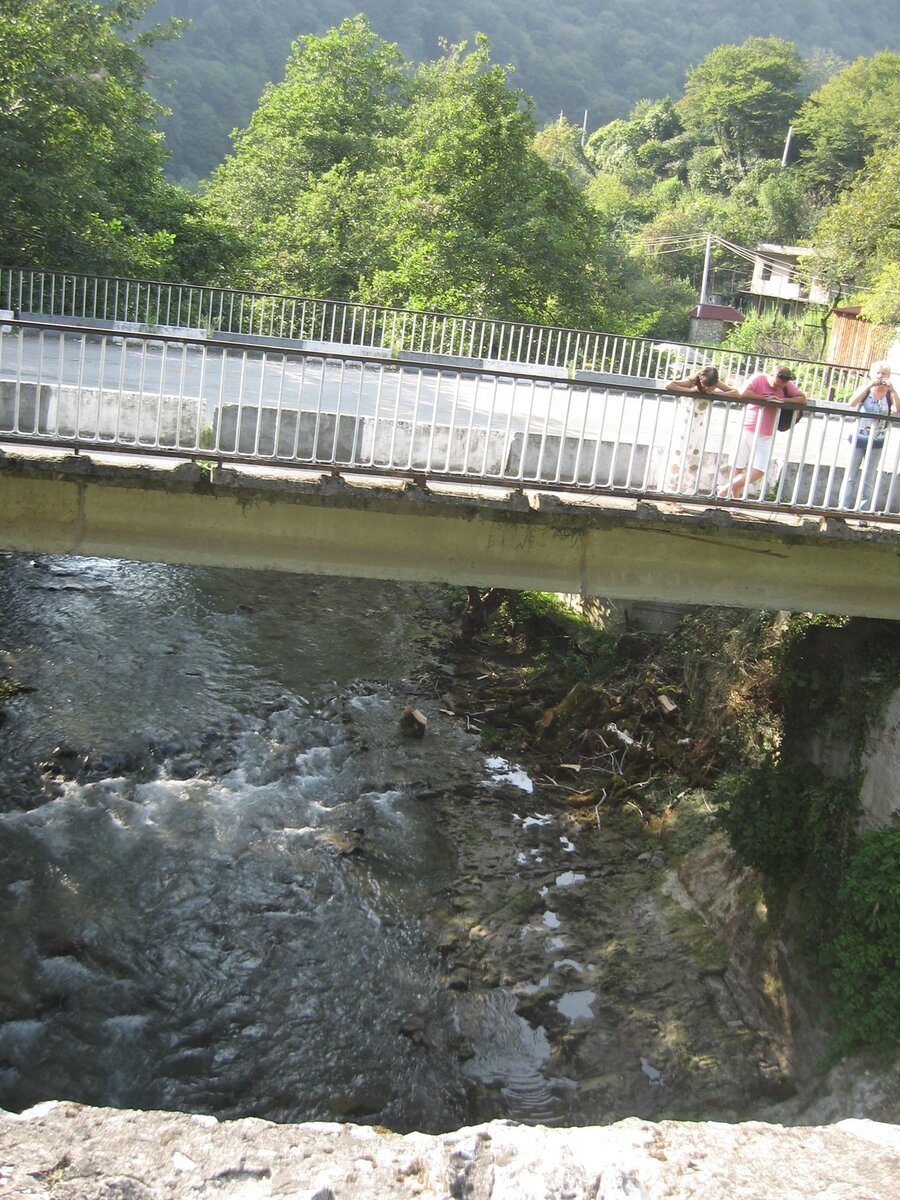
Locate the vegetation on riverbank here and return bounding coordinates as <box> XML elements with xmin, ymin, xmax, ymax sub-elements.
<box><xmin>446</xmin><ymin>590</ymin><xmax>900</xmax><ymax>1065</ymax></box>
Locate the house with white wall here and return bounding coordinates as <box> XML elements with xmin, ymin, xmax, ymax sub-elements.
<box><xmin>748</xmin><ymin>244</ymin><xmax>831</xmax><ymax>309</ymax></box>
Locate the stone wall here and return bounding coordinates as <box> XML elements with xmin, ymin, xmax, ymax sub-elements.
<box><xmin>859</xmin><ymin>686</ymin><xmax>900</xmax><ymax>829</ymax></box>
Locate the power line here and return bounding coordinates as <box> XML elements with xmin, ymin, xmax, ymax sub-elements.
<box><xmin>640</xmin><ymin>231</ymin><xmax>821</xmax><ymax>280</ymax></box>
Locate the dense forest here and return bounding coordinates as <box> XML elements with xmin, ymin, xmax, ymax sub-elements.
<box><xmin>144</xmin><ymin>0</ymin><xmax>900</xmax><ymax>184</ymax></box>
<box><xmin>2</xmin><ymin>2</ymin><xmax>899</xmax><ymax>348</ymax></box>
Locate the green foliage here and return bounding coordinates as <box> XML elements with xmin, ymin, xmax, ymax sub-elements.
<box><xmin>584</xmin><ymin>173</ymin><xmax>654</xmax><ymax>230</ymax></box>
<box><xmin>212</xmin><ymin>16</ymin><xmax>407</xmax><ymax>203</ymax></box>
<box><xmin>372</xmin><ymin>39</ymin><xmax>614</xmax><ymax>325</ymax></box>
<box><xmin>764</xmin><ymin>612</ymin><xmax>847</xmax><ymax>705</ymax></box>
<box><xmin>716</xmin><ymin>761</ymin><xmax>811</xmax><ymax>880</ymax></box>
<box><xmin>202</xmin><ymin>16</ymin><xmax>408</xmax><ymax>293</ymax></box>
<box><xmin>683</xmin><ymin>145</ymin><xmax>735</xmax><ymax>195</ymax></box>
<box><xmin>720</xmin><ymin>309</ymin><xmax>826</xmax><ymax>362</ymax></box>
<box><xmin>203</xmin><ymin>22</ymin><xmax>624</xmax><ymax>327</ymax></box>
<box><xmin>711</xmin><ymin>612</ymin><xmax>900</xmax><ymax>1059</ymax></box>
<box><xmin>577</xmin><ymin>40</ymin><xmax>897</xmax><ymax>334</ymax></box>
<box><xmin>8</xmin><ymin>6</ymin><xmax>898</xmax><ymax>343</ymax></box>
<box><xmin>533</xmin><ymin>115</ymin><xmax>596</xmax><ymax>188</ymax></box>
<box><xmin>0</xmin><ymin>676</ymin><xmax>29</xmax><ymax>703</ymax></box>
<box><xmin>143</xmin><ymin>1</ymin><xmax>900</xmax><ymax>186</ymax></box>
<box><xmin>860</xmin><ymin>261</ymin><xmax>900</xmax><ymax>326</ymax></box>
<box><xmin>601</xmin><ymin>261</ymin><xmax>693</xmax><ymax>340</ymax></box>
<box><xmin>794</xmin><ymin>53</ymin><xmax>900</xmax><ymax>196</ymax></box>
<box><xmin>664</xmin><ymin>611</ymin><xmax>867</xmax><ymax>891</ymax></box>
<box><xmin>585</xmin><ymin>98</ymin><xmax>687</xmax><ymax>184</ymax></box>
<box><xmin>439</xmin><ymin>585</ymin><xmax>471</xmax><ymax>617</ymax></box>
<box><xmin>498</xmin><ymin>592</ymin><xmax>619</xmax><ymax>686</ymax></box>
<box><xmin>808</xmin><ymin>140</ymin><xmax>900</xmax><ymax>318</ymax></box>
<box><xmin>0</xmin><ymin>0</ymin><xmax>234</xmax><ymax>278</ymax></box>
<box><xmin>657</xmin><ymin>790</ymin><xmax>719</xmax><ymax>858</ymax></box>
<box><xmin>676</xmin><ymin>37</ymin><xmax>805</xmax><ymax>174</ymax></box>
<box><xmin>731</xmin><ymin>162</ymin><xmax>819</xmax><ymax>243</ymax></box>
<box><xmin>827</xmin><ymin>825</ymin><xmax>900</xmax><ymax>1056</ymax></box>
<box><xmin>716</xmin><ymin>756</ymin><xmax>862</xmax><ymax>934</ymax></box>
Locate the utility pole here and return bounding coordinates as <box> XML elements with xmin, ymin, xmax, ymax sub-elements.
<box><xmin>781</xmin><ymin>125</ymin><xmax>794</xmax><ymax>167</ymax></box>
<box><xmin>699</xmin><ymin>232</ymin><xmax>712</xmax><ymax>305</ymax></box>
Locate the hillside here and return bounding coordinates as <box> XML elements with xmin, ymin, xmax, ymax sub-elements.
<box><xmin>145</xmin><ymin>0</ymin><xmax>900</xmax><ymax>184</ymax></box>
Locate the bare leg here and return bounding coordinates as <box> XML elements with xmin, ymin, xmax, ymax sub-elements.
<box><xmin>719</xmin><ymin>467</ymin><xmax>763</xmax><ymax>499</ymax></box>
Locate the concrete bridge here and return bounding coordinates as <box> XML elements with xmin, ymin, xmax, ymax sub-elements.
<box><xmin>2</xmin><ymin>307</ymin><xmax>900</xmax><ymax>620</ymax></box>
<box><xmin>3</xmin><ymin>448</ymin><xmax>900</xmax><ymax>621</ymax></box>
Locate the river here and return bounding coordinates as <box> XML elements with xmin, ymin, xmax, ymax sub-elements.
<box><xmin>0</xmin><ymin>554</ymin><xmax>579</xmax><ymax>1132</ymax></box>
<box><xmin>0</xmin><ymin>554</ymin><xmax>784</xmax><ymax>1134</ymax></box>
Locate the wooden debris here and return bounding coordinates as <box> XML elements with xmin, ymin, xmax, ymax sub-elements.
<box><xmin>399</xmin><ymin>706</ymin><xmax>428</xmax><ymax>738</ymax></box>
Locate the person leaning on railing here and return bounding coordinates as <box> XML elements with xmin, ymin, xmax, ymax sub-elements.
<box><xmin>840</xmin><ymin>360</ymin><xmax>900</xmax><ymax>512</ymax></box>
<box><xmin>662</xmin><ymin>367</ymin><xmax>740</xmax><ymax>494</ymax></box>
<box><xmin>717</xmin><ymin>365</ymin><xmax>808</xmax><ymax>499</ymax></box>
<box><xmin>664</xmin><ymin>365</ymin><xmax>739</xmax><ymax>397</ymax></box>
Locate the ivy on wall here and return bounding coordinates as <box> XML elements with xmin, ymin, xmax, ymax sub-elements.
<box><xmin>714</xmin><ymin>613</ymin><xmax>900</xmax><ymax>1058</ymax></box>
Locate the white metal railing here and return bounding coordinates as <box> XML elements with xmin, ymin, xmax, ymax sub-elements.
<box><xmin>0</xmin><ymin>266</ymin><xmax>870</xmax><ymax>405</ymax></box>
<box><xmin>2</xmin><ymin>317</ymin><xmax>898</xmax><ymax>522</ymax></box>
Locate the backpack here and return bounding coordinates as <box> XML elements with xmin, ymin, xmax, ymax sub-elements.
<box><xmin>777</xmin><ymin>403</ymin><xmax>804</xmax><ymax>432</ymax></box>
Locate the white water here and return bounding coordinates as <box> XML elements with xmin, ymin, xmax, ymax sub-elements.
<box><xmin>0</xmin><ymin>555</ymin><xmax>566</xmax><ymax>1132</ymax></box>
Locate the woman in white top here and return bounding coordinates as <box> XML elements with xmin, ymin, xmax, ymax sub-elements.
<box><xmin>841</xmin><ymin>361</ymin><xmax>900</xmax><ymax>512</ymax></box>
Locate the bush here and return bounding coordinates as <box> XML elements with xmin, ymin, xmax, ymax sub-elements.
<box><xmin>716</xmin><ymin>759</ymin><xmax>809</xmax><ymax>880</ymax></box>
<box><xmin>720</xmin><ymin>308</ymin><xmax>824</xmax><ymax>361</ymax></box>
<box><xmin>716</xmin><ymin>758</ymin><xmax>861</xmax><ymax>918</ymax></box>
<box><xmin>828</xmin><ymin>824</ymin><xmax>900</xmax><ymax>1056</ymax></box>
<box><xmin>500</xmin><ymin>591</ymin><xmax>619</xmax><ymax>683</ymax></box>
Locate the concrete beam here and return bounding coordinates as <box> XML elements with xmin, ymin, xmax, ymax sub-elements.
<box><xmin>1</xmin><ymin>450</ymin><xmax>899</xmax><ymax>619</ymax></box>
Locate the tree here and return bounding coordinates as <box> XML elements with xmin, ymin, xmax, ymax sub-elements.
<box><xmin>808</xmin><ymin>141</ymin><xmax>900</xmax><ymax>322</ymax></box>
<box><xmin>793</xmin><ymin>52</ymin><xmax>900</xmax><ymax>196</ymax></box>
<box><xmin>584</xmin><ymin>98</ymin><xmax>689</xmax><ymax>188</ymax></box>
<box><xmin>0</xmin><ymin>0</ymin><xmax>229</xmax><ymax>277</ymax></box>
<box><xmin>202</xmin><ymin>15</ymin><xmax>409</xmax><ymax>292</ymax></box>
<box><xmin>676</xmin><ymin>37</ymin><xmax>805</xmax><ymax>176</ymax></box>
<box><xmin>363</xmin><ymin>37</ymin><xmax>614</xmax><ymax>326</ymax></box>
<box><xmin>203</xmin><ymin>24</ymin><xmax>625</xmax><ymax>329</ymax></box>
<box><xmin>144</xmin><ymin>0</ymin><xmax>900</xmax><ymax>185</ymax></box>
<box><xmin>533</xmin><ymin>115</ymin><xmax>595</xmax><ymax>188</ymax></box>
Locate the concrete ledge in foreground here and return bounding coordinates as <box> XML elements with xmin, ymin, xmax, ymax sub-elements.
<box><xmin>1</xmin><ymin>1101</ymin><xmax>899</xmax><ymax>1199</ymax></box>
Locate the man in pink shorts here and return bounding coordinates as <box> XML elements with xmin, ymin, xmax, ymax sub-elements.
<box><xmin>718</xmin><ymin>364</ymin><xmax>808</xmax><ymax>498</ymax></box>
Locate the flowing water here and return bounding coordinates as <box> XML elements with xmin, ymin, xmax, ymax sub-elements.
<box><xmin>0</xmin><ymin>554</ymin><xmax>576</xmax><ymax>1132</ymax></box>
<box><xmin>0</xmin><ymin>554</ymin><xmax>784</xmax><ymax>1133</ymax></box>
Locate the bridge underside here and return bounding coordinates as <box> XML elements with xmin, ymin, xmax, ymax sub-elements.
<box><xmin>2</xmin><ymin>450</ymin><xmax>900</xmax><ymax>620</ymax></box>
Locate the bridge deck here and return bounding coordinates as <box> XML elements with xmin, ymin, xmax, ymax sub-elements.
<box><xmin>3</xmin><ymin>314</ymin><xmax>900</xmax><ymax>618</ymax></box>
<box><xmin>3</xmin><ymin>446</ymin><xmax>899</xmax><ymax>620</ymax></box>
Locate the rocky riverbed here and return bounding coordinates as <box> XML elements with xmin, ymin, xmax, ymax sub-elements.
<box><xmin>421</xmin><ymin>608</ymin><xmax>898</xmax><ymax>1130</ymax></box>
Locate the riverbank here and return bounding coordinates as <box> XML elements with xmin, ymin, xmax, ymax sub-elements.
<box><xmin>419</xmin><ymin>593</ymin><xmax>899</xmax><ymax>1127</ymax></box>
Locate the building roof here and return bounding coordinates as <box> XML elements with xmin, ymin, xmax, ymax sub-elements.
<box><xmin>689</xmin><ymin>303</ymin><xmax>744</xmax><ymax>323</ymax></box>
<box><xmin>755</xmin><ymin>243</ymin><xmax>813</xmax><ymax>257</ymax></box>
